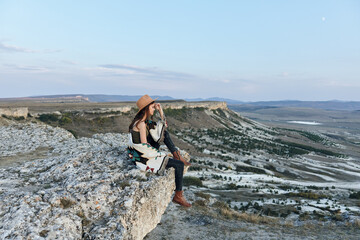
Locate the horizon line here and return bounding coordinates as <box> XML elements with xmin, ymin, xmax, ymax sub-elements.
<box><xmin>1</xmin><ymin>94</ymin><xmax>360</xmax><ymax>103</ymax></box>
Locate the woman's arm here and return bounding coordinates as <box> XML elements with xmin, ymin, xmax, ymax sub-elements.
<box><xmin>137</xmin><ymin>121</ymin><xmax>148</xmax><ymax>143</ymax></box>
<box><xmin>155</xmin><ymin>103</ymin><xmax>165</xmax><ymax>120</ymax></box>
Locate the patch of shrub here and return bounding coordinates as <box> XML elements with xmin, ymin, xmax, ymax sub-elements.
<box><xmin>212</xmin><ymin>201</ymin><xmax>230</xmax><ymax>210</ymax></box>
<box><xmin>264</xmin><ymin>164</ymin><xmax>276</xmax><ymax>171</ymax></box>
<box><xmin>275</xmin><ymin>139</ymin><xmax>343</xmax><ymax>157</ymax></box>
<box><xmin>278</xmin><ymin>185</ymin><xmax>299</xmax><ymax>191</ymax></box>
<box><xmin>244</xmin><ymin>159</ymin><xmax>252</xmax><ymax>165</ymax></box>
<box><xmin>59</xmin><ymin>116</ymin><xmax>72</xmax><ymax>125</ymax></box>
<box><xmin>299</xmin><ymin>131</ymin><xmax>325</xmax><ymax>143</ymax></box>
<box><xmin>307</xmin><ymin>185</ymin><xmax>323</xmax><ymax>190</ymax></box>
<box><xmin>183</xmin><ymin>176</ymin><xmax>203</xmax><ymax>187</ymax></box>
<box><xmin>236</xmin><ymin>212</ymin><xmax>278</xmax><ymax>224</ymax></box>
<box><xmin>163</xmin><ymin>107</ymin><xmax>188</xmax><ymax>120</ymax></box>
<box><xmin>38</xmin><ymin>113</ymin><xmax>59</xmax><ymax>123</ymax></box>
<box><xmin>14</xmin><ymin>116</ymin><xmax>25</xmax><ymax>121</ymax></box>
<box><xmin>217</xmin><ymin>163</ymin><xmax>228</xmax><ymax>170</ymax></box>
<box><xmin>299</xmin><ymin>212</ymin><xmax>311</xmax><ymax>221</ymax></box>
<box><xmin>264</xmin><ymin>208</ymin><xmax>279</xmax><ymax>217</ymax></box>
<box><xmin>349</xmin><ymin>191</ymin><xmax>360</xmax><ymax>199</ymax></box>
<box><xmin>214</xmin><ymin>109</ymin><xmax>227</xmax><ymax>118</ymax></box>
<box><xmin>284</xmin><ymin>128</ymin><xmax>326</xmax><ymax>143</ymax></box>
<box><xmin>332</xmin><ymin>214</ymin><xmax>344</xmax><ymax>221</ymax></box>
<box><xmin>225</xmin><ymin>183</ymin><xmax>238</xmax><ymax>190</ymax></box>
<box><xmin>189</xmin><ymin>166</ymin><xmax>202</xmax><ymax>171</ymax></box>
<box><xmin>286</xmin><ymin>192</ymin><xmax>328</xmax><ymax>200</ymax></box>
<box><xmin>195</xmin><ymin>191</ymin><xmax>211</xmax><ymax>200</ymax></box>
<box><xmin>236</xmin><ymin>165</ymin><xmax>266</xmax><ymax>174</ymax></box>
<box><xmin>194</xmin><ymin>107</ymin><xmax>205</xmax><ymax>111</ymax></box>
<box><xmin>194</xmin><ymin>200</ymin><xmax>207</xmax><ymax>207</ymax></box>
<box><xmin>94</xmin><ymin>117</ymin><xmax>111</xmax><ymax>125</ymax></box>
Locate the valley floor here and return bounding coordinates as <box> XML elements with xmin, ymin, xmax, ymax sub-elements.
<box><xmin>145</xmin><ymin>199</ymin><xmax>360</xmax><ymax>240</ymax></box>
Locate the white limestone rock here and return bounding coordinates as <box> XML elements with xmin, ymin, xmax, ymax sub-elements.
<box><xmin>0</xmin><ymin>120</ymin><xmax>177</xmax><ymax>239</ymax></box>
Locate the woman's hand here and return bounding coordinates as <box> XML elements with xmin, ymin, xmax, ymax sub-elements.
<box><xmin>155</xmin><ymin>103</ymin><xmax>165</xmax><ymax>120</ymax></box>
<box><xmin>155</xmin><ymin>103</ymin><xmax>162</xmax><ymax>111</ymax></box>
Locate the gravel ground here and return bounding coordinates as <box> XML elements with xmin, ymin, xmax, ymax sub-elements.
<box><xmin>145</xmin><ymin>199</ymin><xmax>360</xmax><ymax>240</ymax></box>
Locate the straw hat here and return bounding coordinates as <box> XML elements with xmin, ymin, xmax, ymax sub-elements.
<box><xmin>136</xmin><ymin>94</ymin><xmax>158</xmax><ymax>114</ymax></box>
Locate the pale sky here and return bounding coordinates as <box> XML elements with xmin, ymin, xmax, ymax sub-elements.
<box><xmin>1</xmin><ymin>0</ymin><xmax>360</xmax><ymax>101</ymax></box>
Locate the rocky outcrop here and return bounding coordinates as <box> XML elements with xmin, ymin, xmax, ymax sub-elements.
<box><xmin>161</xmin><ymin>101</ymin><xmax>228</xmax><ymax>110</ymax></box>
<box><xmin>83</xmin><ymin>106</ymin><xmax>133</xmax><ymax>114</ymax></box>
<box><xmin>0</xmin><ymin>107</ymin><xmax>28</xmax><ymax>119</ymax></box>
<box><xmin>0</xmin><ymin>121</ymin><xmax>178</xmax><ymax>239</ymax></box>
<box><xmin>74</xmin><ymin>101</ymin><xmax>228</xmax><ymax>114</ymax></box>
<box><xmin>28</xmin><ymin>101</ymin><xmax>227</xmax><ymax>117</ymax></box>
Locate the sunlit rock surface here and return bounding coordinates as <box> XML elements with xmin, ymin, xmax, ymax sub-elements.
<box><xmin>0</xmin><ymin>107</ymin><xmax>28</xmax><ymax>119</ymax></box>
<box><xmin>0</xmin><ymin>121</ymin><xmax>175</xmax><ymax>239</ymax></box>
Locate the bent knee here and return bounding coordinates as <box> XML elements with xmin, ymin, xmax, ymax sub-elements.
<box><xmin>172</xmin><ymin>158</ymin><xmax>184</xmax><ymax>168</ymax></box>
<box><xmin>178</xmin><ymin>161</ymin><xmax>184</xmax><ymax>169</ymax></box>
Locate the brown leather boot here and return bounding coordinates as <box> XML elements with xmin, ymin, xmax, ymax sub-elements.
<box><xmin>172</xmin><ymin>150</ymin><xmax>191</xmax><ymax>166</ymax></box>
<box><xmin>172</xmin><ymin>190</ymin><xmax>192</xmax><ymax>207</ymax></box>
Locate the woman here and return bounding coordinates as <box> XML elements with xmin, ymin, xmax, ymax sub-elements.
<box><xmin>128</xmin><ymin>94</ymin><xmax>191</xmax><ymax>207</ymax></box>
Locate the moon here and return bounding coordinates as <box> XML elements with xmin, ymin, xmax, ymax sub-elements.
<box><xmin>322</xmin><ymin>17</ymin><xmax>326</xmax><ymax>21</ymax></box>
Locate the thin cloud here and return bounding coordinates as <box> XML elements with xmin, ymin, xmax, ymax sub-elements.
<box><xmin>44</xmin><ymin>49</ymin><xmax>62</xmax><ymax>53</ymax></box>
<box><xmin>98</xmin><ymin>64</ymin><xmax>195</xmax><ymax>80</ymax></box>
<box><xmin>0</xmin><ymin>42</ymin><xmax>35</xmax><ymax>53</ymax></box>
<box><xmin>3</xmin><ymin>64</ymin><xmax>51</xmax><ymax>72</ymax></box>
<box><xmin>0</xmin><ymin>41</ymin><xmax>61</xmax><ymax>54</ymax></box>
<box><xmin>99</xmin><ymin>64</ymin><xmax>159</xmax><ymax>74</ymax></box>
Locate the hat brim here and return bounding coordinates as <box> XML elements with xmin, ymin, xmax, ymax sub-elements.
<box><xmin>135</xmin><ymin>97</ymin><xmax>159</xmax><ymax>115</ymax></box>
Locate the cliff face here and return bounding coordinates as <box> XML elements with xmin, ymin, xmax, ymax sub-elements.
<box><xmin>29</xmin><ymin>101</ymin><xmax>228</xmax><ymax>116</ymax></box>
<box><xmin>0</xmin><ymin>120</ymin><xmax>176</xmax><ymax>239</ymax></box>
<box><xmin>79</xmin><ymin>101</ymin><xmax>228</xmax><ymax>115</ymax></box>
<box><xmin>0</xmin><ymin>107</ymin><xmax>28</xmax><ymax>118</ymax></box>
<box><xmin>161</xmin><ymin>101</ymin><xmax>227</xmax><ymax>110</ymax></box>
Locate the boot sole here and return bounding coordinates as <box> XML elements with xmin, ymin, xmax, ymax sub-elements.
<box><xmin>172</xmin><ymin>199</ymin><xmax>191</xmax><ymax>207</ymax></box>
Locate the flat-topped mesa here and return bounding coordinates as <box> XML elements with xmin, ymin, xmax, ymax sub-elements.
<box><xmin>161</xmin><ymin>101</ymin><xmax>228</xmax><ymax>110</ymax></box>
<box><xmin>0</xmin><ymin>107</ymin><xmax>28</xmax><ymax>119</ymax></box>
<box><xmin>49</xmin><ymin>101</ymin><xmax>228</xmax><ymax>115</ymax></box>
<box><xmin>83</xmin><ymin>106</ymin><xmax>133</xmax><ymax>114</ymax></box>
<box><xmin>82</xmin><ymin>101</ymin><xmax>228</xmax><ymax>114</ymax></box>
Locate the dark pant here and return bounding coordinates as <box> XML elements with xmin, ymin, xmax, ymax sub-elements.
<box><xmin>163</xmin><ymin>130</ymin><xmax>177</xmax><ymax>153</ymax></box>
<box><xmin>166</xmin><ymin>158</ymin><xmax>184</xmax><ymax>191</ymax></box>
<box><xmin>148</xmin><ymin>130</ymin><xmax>183</xmax><ymax>191</ymax></box>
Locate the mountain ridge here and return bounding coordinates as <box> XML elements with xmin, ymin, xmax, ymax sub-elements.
<box><xmin>2</xmin><ymin>94</ymin><xmax>360</xmax><ymax>111</ymax></box>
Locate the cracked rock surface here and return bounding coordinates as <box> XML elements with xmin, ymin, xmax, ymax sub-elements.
<box><xmin>0</xmin><ymin>120</ymin><xmax>175</xmax><ymax>239</ymax></box>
